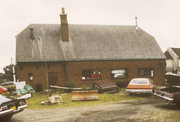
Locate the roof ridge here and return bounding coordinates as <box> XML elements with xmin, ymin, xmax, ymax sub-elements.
<box><xmin>29</xmin><ymin>23</ymin><xmax>136</xmax><ymax>27</ymax></box>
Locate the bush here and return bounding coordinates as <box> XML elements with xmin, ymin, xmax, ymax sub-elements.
<box><xmin>64</xmin><ymin>82</ymin><xmax>75</xmax><ymax>92</ymax></box>
<box><xmin>35</xmin><ymin>84</ymin><xmax>43</xmax><ymax>92</ymax></box>
<box><xmin>116</xmin><ymin>81</ymin><xmax>129</xmax><ymax>88</ymax></box>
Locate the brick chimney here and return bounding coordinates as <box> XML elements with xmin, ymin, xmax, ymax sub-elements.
<box><xmin>60</xmin><ymin>8</ymin><xmax>69</xmax><ymax>41</ymax></box>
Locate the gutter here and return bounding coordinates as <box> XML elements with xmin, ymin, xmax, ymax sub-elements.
<box><xmin>16</xmin><ymin>58</ymin><xmax>166</xmax><ymax>63</ymax></box>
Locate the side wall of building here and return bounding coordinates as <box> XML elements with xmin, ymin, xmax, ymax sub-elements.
<box><xmin>16</xmin><ymin>60</ymin><xmax>165</xmax><ymax>90</ymax></box>
<box><xmin>16</xmin><ymin>62</ymin><xmax>67</xmax><ymax>90</ymax></box>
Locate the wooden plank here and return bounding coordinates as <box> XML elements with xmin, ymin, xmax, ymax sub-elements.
<box><xmin>50</xmin><ymin>85</ymin><xmax>83</xmax><ymax>90</ymax></box>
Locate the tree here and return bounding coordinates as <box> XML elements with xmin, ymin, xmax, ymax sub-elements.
<box><xmin>3</xmin><ymin>64</ymin><xmax>14</xmax><ymax>81</ymax></box>
<box><xmin>0</xmin><ymin>73</ymin><xmax>6</xmax><ymax>83</ymax></box>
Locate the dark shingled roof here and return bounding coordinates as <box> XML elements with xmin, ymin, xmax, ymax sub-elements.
<box><xmin>171</xmin><ymin>48</ymin><xmax>180</xmax><ymax>57</ymax></box>
<box><xmin>16</xmin><ymin>24</ymin><xmax>165</xmax><ymax>62</ymax></box>
<box><xmin>164</xmin><ymin>51</ymin><xmax>173</xmax><ymax>59</ymax></box>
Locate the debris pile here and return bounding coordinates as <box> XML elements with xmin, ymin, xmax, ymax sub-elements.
<box><xmin>71</xmin><ymin>90</ymin><xmax>99</xmax><ymax>101</ymax></box>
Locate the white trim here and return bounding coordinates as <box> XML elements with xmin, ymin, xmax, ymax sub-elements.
<box><xmin>126</xmin><ymin>89</ymin><xmax>153</xmax><ymax>94</ymax></box>
<box><xmin>0</xmin><ymin>109</ymin><xmax>13</xmax><ymax>116</ymax></box>
<box><xmin>154</xmin><ymin>93</ymin><xmax>173</xmax><ymax>101</ymax></box>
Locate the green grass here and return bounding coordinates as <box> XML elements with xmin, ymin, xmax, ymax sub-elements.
<box><xmin>26</xmin><ymin>91</ymin><xmax>144</xmax><ymax>109</ymax></box>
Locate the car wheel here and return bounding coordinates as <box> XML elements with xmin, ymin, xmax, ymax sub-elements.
<box><xmin>174</xmin><ymin>92</ymin><xmax>180</xmax><ymax>106</ymax></box>
<box><xmin>1</xmin><ymin>114</ymin><xmax>13</xmax><ymax>121</ymax></box>
<box><xmin>129</xmin><ymin>93</ymin><xmax>134</xmax><ymax>96</ymax></box>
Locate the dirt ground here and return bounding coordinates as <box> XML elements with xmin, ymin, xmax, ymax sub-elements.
<box><xmin>8</xmin><ymin>97</ymin><xmax>180</xmax><ymax>122</ymax></box>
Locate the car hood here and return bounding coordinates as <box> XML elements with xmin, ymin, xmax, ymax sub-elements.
<box><xmin>0</xmin><ymin>95</ymin><xmax>12</xmax><ymax>105</ymax></box>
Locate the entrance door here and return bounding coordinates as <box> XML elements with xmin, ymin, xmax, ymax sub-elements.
<box><xmin>48</xmin><ymin>72</ymin><xmax>58</xmax><ymax>86</ymax></box>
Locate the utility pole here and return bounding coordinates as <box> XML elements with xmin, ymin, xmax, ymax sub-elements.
<box><xmin>11</xmin><ymin>58</ymin><xmax>16</xmax><ymax>83</ymax></box>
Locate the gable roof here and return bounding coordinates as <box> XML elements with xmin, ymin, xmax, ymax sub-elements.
<box><xmin>164</xmin><ymin>51</ymin><xmax>173</xmax><ymax>59</ymax></box>
<box><xmin>171</xmin><ymin>48</ymin><xmax>180</xmax><ymax>57</ymax></box>
<box><xmin>16</xmin><ymin>24</ymin><xmax>165</xmax><ymax>62</ymax></box>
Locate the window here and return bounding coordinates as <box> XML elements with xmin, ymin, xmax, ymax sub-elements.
<box><xmin>129</xmin><ymin>78</ymin><xmax>150</xmax><ymax>85</ymax></box>
<box><xmin>82</xmin><ymin>69</ymin><xmax>101</xmax><ymax>80</ymax></box>
<box><xmin>28</xmin><ymin>73</ymin><xmax>33</xmax><ymax>81</ymax></box>
<box><xmin>111</xmin><ymin>69</ymin><xmax>128</xmax><ymax>78</ymax></box>
<box><xmin>138</xmin><ymin>68</ymin><xmax>154</xmax><ymax>77</ymax></box>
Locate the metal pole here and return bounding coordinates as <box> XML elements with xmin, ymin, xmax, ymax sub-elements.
<box><xmin>11</xmin><ymin>58</ymin><xmax>16</xmax><ymax>83</ymax></box>
<box><xmin>13</xmin><ymin>65</ymin><xmax>16</xmax><ymax>83</ymax></box>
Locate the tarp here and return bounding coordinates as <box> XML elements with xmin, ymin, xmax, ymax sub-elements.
<box><xmin>24</xmin><ymin>84</ymin><xmax>35</xmax><ymax>93</ymax></box>
<box><xmin>15</xmin><ymin>81</ymin><xmax>26</xmax><ymax>89</ymax></box>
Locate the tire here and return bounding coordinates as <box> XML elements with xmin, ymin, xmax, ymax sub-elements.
<box><xmin>1</xmin><ymin>114</ymin><xmax>13</xmax><ymax>121</ymax></box>
<box><xmin>129</xmin><ymin>93</ymin><xmax>134</xmax><ymax>96</ymax></box>
<box><xmin>174</xmin><ymin>92</ymin><xmax>180</xmax><ymax>105</ymax></box>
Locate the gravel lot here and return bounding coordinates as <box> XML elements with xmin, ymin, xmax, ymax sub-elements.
<box><xmin>8</xmin><ymin>97</ymin><xmax>180</xmax><ymax>122</ymax></box>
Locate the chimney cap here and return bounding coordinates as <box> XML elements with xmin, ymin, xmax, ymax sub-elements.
<box><xmin>135</xmin><ymin>16</ymin><xmax>138</xmax><ymax>26</ymax></box>
<box><xmin>61</xmin><ymin>8</ymin><xmax>65</xmax><ymax>14</ymax></box>
<box><xmin>135</xmin><ymin>16</ymin><xmax>139</xmax><ymax>30</ymax></box>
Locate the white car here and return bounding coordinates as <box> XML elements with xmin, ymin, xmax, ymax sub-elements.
<box><xmin>126</xmin><ymin>78</ymin><xmax>155</xmax><ymax>95</ymax></box>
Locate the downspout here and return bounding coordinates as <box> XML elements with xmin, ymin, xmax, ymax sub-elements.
<box><xmin>45</xmin><ymin>62</ymin><xmax>49</xmax><ymax>88</ymax></box>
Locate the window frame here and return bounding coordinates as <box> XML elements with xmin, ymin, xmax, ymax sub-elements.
<box><xmin>81</xmin><ymin>69</ymin><xmax>101</xmax><ymax>81</ymax></box>
<box><xmin>138</xmin><ymin>68</ymin><xmax>154</xmax><ymax>78</ymax></box>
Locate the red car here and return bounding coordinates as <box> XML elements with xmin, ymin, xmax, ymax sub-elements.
<box><xmin>0</xmin><ymin>86</ymin><xmax>7</xmax><ymax>94</ymax></box>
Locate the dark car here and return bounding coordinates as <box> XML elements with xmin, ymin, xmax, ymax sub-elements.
<box><xmin>0</xmin><ymin>94</ymin><xmax>27</xmax><ymax>121</ymax></box>
<box><xmin>154</xmin><ymin>73</ymin><xmax>180</xmax><ymax>105</ymax></box>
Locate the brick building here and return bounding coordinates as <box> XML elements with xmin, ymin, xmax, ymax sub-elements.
<box><xmin>16</xmin><ymin>9</ymin><xmax>166</xmax><ymax>90</ymax></box>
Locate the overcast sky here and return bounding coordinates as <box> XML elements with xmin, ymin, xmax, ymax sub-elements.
<box><xmin>0</xmin><ymin>0</ymin><xmax>180</xmax><ymax>72</ymax></box>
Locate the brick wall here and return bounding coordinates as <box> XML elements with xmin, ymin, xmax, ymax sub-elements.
<box><xmin>16</xmin><ymin>59</ymin><xmax>165</xmax><ymax>89</ymax></box>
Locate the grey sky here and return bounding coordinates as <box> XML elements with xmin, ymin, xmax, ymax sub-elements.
<box><xmin>0</xmin><ymin>0</ymin><xmax>180</xmax><ymax>72</ymax></box>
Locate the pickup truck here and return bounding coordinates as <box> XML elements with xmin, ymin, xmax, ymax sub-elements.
<box><xmin>154</xmin><ymin>73</ymin><xmax>180</xmax><ymax>105</ymax></box>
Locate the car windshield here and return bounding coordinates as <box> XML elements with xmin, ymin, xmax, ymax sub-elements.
<box><xmin>0</xmin><ymin>95</ymin><xmax>11</xmax><ymax>104</ymax></box>
<box><xmin>129</xmin><ymin>79</ymin><xmax>150</xmax><ymax>85</ymax></box>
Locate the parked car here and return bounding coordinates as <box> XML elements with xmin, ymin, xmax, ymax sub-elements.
<box><xmin>126</xmin><ymin>78</ymin><xmax>155</xmax><ymax>95</ymax></box>
<box><xmin>0</xmin><ymin>86</ymin><xmax>7</xmax><ymax>94</ymax></box>
<box><xmin>154</xmin><ymin>73</ymin><xmax>180</xmax><ymax>105</ymax></box>
<box><xmin>0</xmin><ymin>94</ymin><xmax>27</xmax><ymax>121</ymax></box>
<box><xmin>0</xmin><ymin>82</ymin><xmax>16</xmax><ymax>93</ymax></box>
